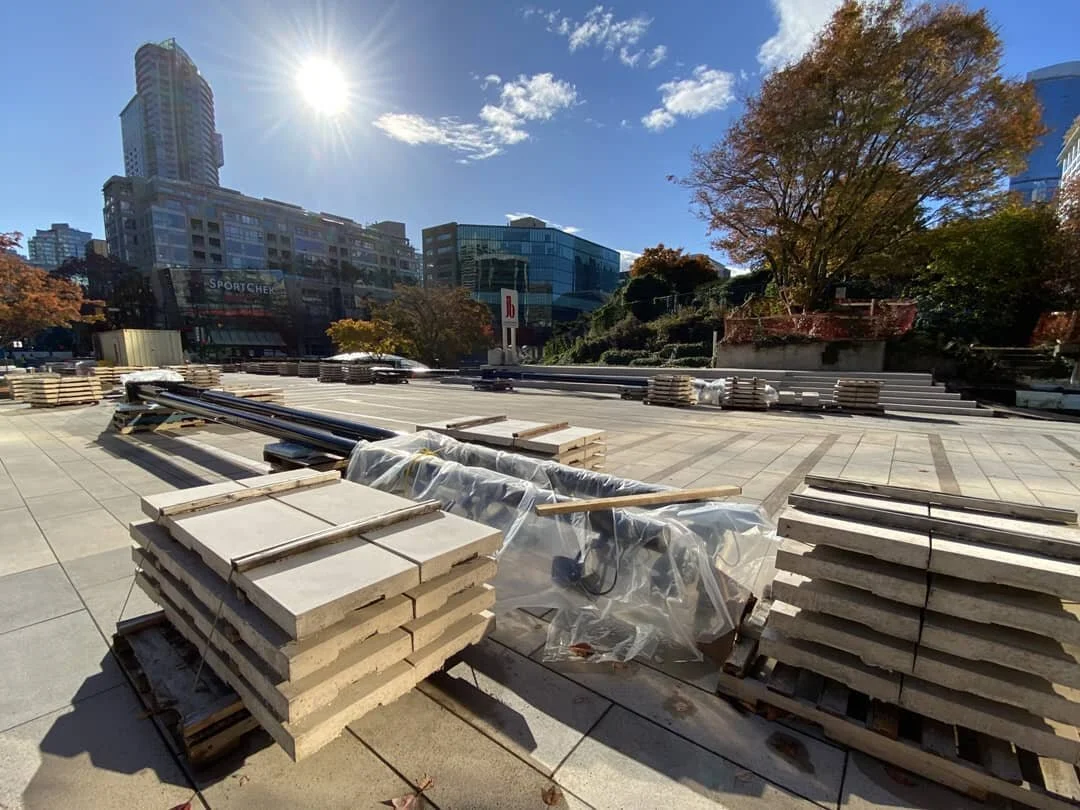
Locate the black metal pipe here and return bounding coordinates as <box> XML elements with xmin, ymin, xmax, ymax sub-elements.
<box><xmin>197</xmin><ymin>390</ymin><xmax>397</xmax><ymax>442</ymax></box>
<box><xmin>481</xmin><ymin>368</ymin><xmax>648</xmax><ymax>386</ymax></box>
<box><xmin>142</xmin><ymin>390</ymin><xmax>359</xmax><ymax>456</ymax></box>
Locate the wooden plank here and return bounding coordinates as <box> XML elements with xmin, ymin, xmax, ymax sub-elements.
<box><xmin>767</xmin><ymin>660</ymin><xmax>800</xmax><ymax>697</ymax></box>
<box><xmin>818</xmin><ymin>679</ymin><xmax>849</xmax><ymax>716</ymax></box>
<box><xmin>534</xmin><ymin>485</ymin><xmax>742</xmax><ymax>516</ymax></box>
<box><xmin>789</xmin><ymin>488</ymin><xmax>1080</xmax><ymax>562</ymax></box>
<box><xmin>1039</xmin><ymin>757</ymin><xmax>1080</xmax><ymax>801</ymax></box>
<box><xmin>739</xmin><ymin>598</ymin><xmax>772</xmax><ymax>640</ymax></box>
<box><xmin>232</xmin><ymin>500</ymin><xmax>443</xmax><ymax>573</ymax></box>
<box><xmin>976</xmin><ymin>732</ymin><xmax>1024</xmax><ymax>784</ymax></box>
<box><xmin>716</xmin><ymin>667</ymin><xmax>1080</xmax><ymax>810</ymax></box>
<box><xmin>156</xmin><ymin>470</ymin><xmax>341</xmax><ymax>518</ymax></box>
<box><xmin>511</xmin><ymin>421</ymin><xmax>569</xmax><ymax>440</ymax></box>
<box><xmin>443</xmin><ymin>415</ymin><xmax>507</xmax><ymax>430</ymax></box>
<box><xmin>722</xmin><ymin>635</ymin><xmax>759</xmax><ymax>677</ymax></box>
<box><xmin>803</xmin><ymin>474</ymin><xmax>1078</xmax><ymax>524</ymax></box>
<box><xmin>868</xmin><ymin>700</ymin><xmax>901</xmax><ymax>739</ymax></box>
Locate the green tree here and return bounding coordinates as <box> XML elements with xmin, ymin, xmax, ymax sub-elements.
<box><xmin>912</xmin><ymin>203</ymin><xmax>1062</xmax><ymax>345</ymax></box>
<box><xmin>381</xmin><ymin>285</ymin><xmax>493</xmax><ymax>366</ymax></box>
<box><xmin>624</xmin><ymin>273</ymin><xmax>674</xmax><ymax>321</ymax></box>
<box><xmin>629</xmin><ymin>245</ymin><xmax>718</xmax><ymax>294</ymax></box>
<box><xmin>325</xmin><ymin>318</ymin><xmax>408</xmax><ymax>358</ymax></box>
<box><xmin>681</xmin><ymin>0</ymin><xmax>1042</xmax><ymax>312</ymax></box>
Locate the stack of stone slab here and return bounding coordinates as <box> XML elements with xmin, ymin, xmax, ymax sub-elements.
<box><xmin>762</xmin><ymin>474</ymin><xmax>1080</xmax><ymax>783</ymax></box>
<box><xmin>344</xmin><ymin>364</ymin><xmax>375</xmax><ymax>384</ymax></box>
<box><xmin>297</xmin><ymin>360</ymin><xmax>321</xmax><ymax>378</ymax></box>
<box><xmin>416</xmin><ymin>415</ymin><xmax>607</xmax><ymax>471</ymax></box>
<box><xmin>277</xmin><ymin>361</ymin><xmax>299</xmax><ymax>376</ymax></box>
<box><xmin>645</xmin><ymin>375</ymin><xmax>695</xmax><ymax>407</ymax></box>
<box><xmin>90</xmin><ymin>366</ymin><xmax>153</xmax><ymax>389</ymax></box>
<box><xmin>220</xmin><ymin>385</ymin><xmax>286</xmax><ymax>405</ymax></box>
<box><xmin>25</xmin><ymin>375</ymin><xmax>102</xmax><ymax>407</ymax></box>
<box><xmin>169</xmin><ymin>365</ymin><xmax>222</xmax><ymax>388</ymax></box>
<box><xmin>833</xmin><ymin>379</ymin><xmax>884</xmax><ymax>411</ymax></box>
<box><xmin>243</xmin><ymin>361</ymin><xmax>280</xmax><ymax>375</ymax></box>
<box><xmin>318</xmin><ymin>362</ymin><xmax>345</xmax><ymax>383</ymax></box>
<box><xmin>131</xmin><ymin>469</ymin><xmax>500</xmax><ymax>761</ymax></box>
<box><xmin>724</xmin><ymin>377</ymin><xmax>770</xmax><ymax>411</ymax></box>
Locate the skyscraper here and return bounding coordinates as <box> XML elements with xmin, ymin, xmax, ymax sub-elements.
<box><xmin>1009</xmin><ymin>61</ymin><xmax>1080</xmax><ymax>203</ymax></box>
<box><xmin>120</xmin><ymin>39</ymin><xmax>224</xmax><ymax>187</ymax></box>
<box><xmin>27</xmin><ymin>223</ymin><xmax>93</xmax><ymax>269</ymax></box>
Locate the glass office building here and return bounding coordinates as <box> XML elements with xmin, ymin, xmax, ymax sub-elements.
<box><xmin>1009</xmin><ymin>61</ymin><xmax>1080</xmax><ymax>203</ymax></box>
<box><xmin>27</xmin><ymin>223</ymin><xmax>93</xmax><ymax>269</ymax></box>
<box><xmin>422</xmin><ymin>218</ymin><xmax>620</xmax><ymax>342</ymax></box>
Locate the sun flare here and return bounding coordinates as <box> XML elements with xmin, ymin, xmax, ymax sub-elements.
<box><xmin>297</xmin><ymin>58</ymin><xmax>348</xmax><ymax>115</ymax></box>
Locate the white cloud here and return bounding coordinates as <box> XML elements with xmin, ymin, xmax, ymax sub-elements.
<box><xmin>618</xmin><ymin>249</ymin><xmax>642</xmax><ymax>273</ymax></box>
<box><xmin>619</xmin><ymin>118</ymin><xmax>630</xmax><ymax>128</ymax></box>
<box><xmin>373</xmin><ymin>72</ymin><xmax>577</xmax><ymax>161</ymax></box>
<box><xmin>480</xmin><ymin>73</ymin><xmax>502</xmax><ymax>89</ymax></box>
<box><xmin>619</xmin><ymin>47</ymin><xmax>642</xmax><ymax>67</ymax></box>
<box><xmin>641</xmin><ymin>65</ymin><xmax>735</xmax><ymax>131</ymax></box>
<box><xmin>757</xmin><ymin>0</ymin><xmax>841</xmax><ymax>71</ymax></box>
<box><xmin>728</xmin><ymin>266</ymin><xmax>753</xmax><ymax>276</ymax></box>
<box><xmin>646</xmin><ymin>45</ymin><xmax>668</xmax><ymax>69</ymax></box>
<box><xmin>505</xmin><ymin>212</ymin><xmax>581</xmax><ymax>234</ymax></box>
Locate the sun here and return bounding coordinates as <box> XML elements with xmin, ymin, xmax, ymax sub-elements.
<box><xmin>297</xmin><ymin>58</ymin><xmax>348</xmax><ymax>116</ymax></box>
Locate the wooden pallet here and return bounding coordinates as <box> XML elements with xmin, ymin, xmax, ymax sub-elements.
<box><xmin>111</xmin><ymin>404</ymin><xmax>206</xmax><ymax>434</ymax></box>
<box><xmin>318</xmin><ymin>363</ymin><xmax>345</xmax><ymax>383</ymax></box>
<box><xmin>113</xmin><ymin>613</ymin><xmax>258</xmax><ymax>766</ymax></box>
<box><xmin>343</xmin><ymin>365</ymin><xmax>375</xmax><ymax>384</ymax></box>
<box><xmin>277</xmin><ymin>362</ymin><xmax>299</xmax><ymax>376</ymax></box>
<box><xmin>297</xmin><ymin>361</ymin><xmax>320</xmax><ymax>378</ymax></box>
<box><xmin>716</xmin><ymin>654</ymin><xmax>1080</xmax><ymax>810</ymax></box>
<box><xmin>220</xmin><ymin>386</ymin><xmax>285</xmax><ymax>404</ymax></box>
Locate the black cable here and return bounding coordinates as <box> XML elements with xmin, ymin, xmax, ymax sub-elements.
<box><xmin>579</xmin><ymin>543</ymin><xmax>624</xmax><ymax>597</ymax></box>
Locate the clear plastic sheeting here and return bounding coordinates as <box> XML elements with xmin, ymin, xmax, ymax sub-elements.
<box><xmin>348</xmin><ymin>431</ymin><xmax>777</xmax><ymax>664</ymax></box>
<box><xmin>692</xmin><ymin>378</ymin><xmax>779</xmax><ymax>408</ymax></box>
<box><xmin>119</xmin><ymin>369</ymin><xmax>184</xmax><ymax>385</ymax></box>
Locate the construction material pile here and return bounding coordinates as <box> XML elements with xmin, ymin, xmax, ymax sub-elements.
<box><xmin>132</xmin><ymin>469</ymin><xmax>500</xmax><ymax>761</ymax></box>
<box><xmin>297</xmin><ymin>360</ymin><xmax>320</xmax><ymax>378</ymax></box>
<box><xmin>724</xmin><ymin>377</ymin><xmax>770</xmax><ymax>410</ymax></box>
<box><xmin>277</xmin><ymin>361</ymin><xmax>299</xmax><ymax>376</ymax></box>
<box><xmin>243</xmin><ymin>361</ymin><xmax>279</xmax><ymax>375</ymax></box>
<box><xmin>90</xmin><ymin>366</ymin><xmax>153</xmax><ymax>389</ymax></box>
<box><xmin>168</xmin><ymin>365</ymin><xmax>222</xmax><ymax>388</ymax></box>
<box><xmin>833</xmin><ymin>379</ymin><xmax>883</xmax><ymax>411</ymax></box>
<box><xmin>645</xmin><ymin>374</ymin><xmax>695</xmax><ymax>407</ymax></box>
<box><xmin>350</xmin><ymin>431</ymin><xmax>776</xmax><ymax>663</ymax></box>
<box><xmin>111</xmin><ymin>402</ymin><xmax>205</xmax><ymax>434</ymax></box>
<box><xmin>318</xmin><ymin>362</ymin><xmax>345</xmax><ymax>383</ymax></box>
<box><xmin>755</xmin><ymin>475</ymin><xmax>1080</xmax><ymax>800</ymax></box>
<box><xmin>416</xmin><ymin>415</ymin><xmax>606</xmax><ymax>471</ymax></box>
<box><xmin>24</xmin><ymin>374</ymin><xmax>102</xmax><ymax>407</ymax></box>
<box><xmin>344</xmin><ymin>364</ymin><xmax>375</xmax><ymax>384</ymax></box>
<box><xmin>220</xmin><ymin>385</ymin><xmax>285</xmax><ymax>404</ymax></box>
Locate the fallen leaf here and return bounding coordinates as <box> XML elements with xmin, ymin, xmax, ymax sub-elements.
<box><xmin>734</xmin><ymin>769</ymin><xmax>755</xmax><ymax>782</ymax></box>
<box><xmin>168</xmin><ymin>803</ymin><xmax>192</xmax><ymax>810</ymax></box>
<box><xmin>391</xmin><ymin>796</ymin><xmax>419</xmax><ymax>810</ymax></box>
<box><xmin>568</xmin><ymin>643</ymin><xmax>594</xmax><ymax>658</ymax></box>
<box><xmin>541</xmin><ymin>784</ymin><xmax>563</xmax><ymax>806</ymax></box>
<box><xmin>417</xmin><ymin>776</ymin><xmax>434</xmax><ymax>793</ymax></box>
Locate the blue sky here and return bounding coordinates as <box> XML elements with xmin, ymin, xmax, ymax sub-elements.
<box><xmin>3</xmin><ymin>0</ymin><xmax>1079</xmax><ymax>271</ymax></box>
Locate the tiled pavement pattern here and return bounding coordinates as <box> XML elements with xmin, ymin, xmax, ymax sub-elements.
<box><xmin>2</xmin><ymin>374</ymin><xmax>1080</xmax><ymax>809</ymax></box>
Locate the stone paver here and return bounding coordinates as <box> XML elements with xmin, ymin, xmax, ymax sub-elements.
<box><xmin>5</xmin><ymin>377</ymin><xmax>1080</xmax><ymax>809</ymax></box>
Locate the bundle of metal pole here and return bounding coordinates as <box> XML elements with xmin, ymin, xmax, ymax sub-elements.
<box><xmin>140</xmin><ymin>389</ymin><xmax>358</xmax><ymax>456</ymax></box>
<box><xmin>197</xmin><ymin>390</ymin><xmax>397</xmax><ymax>442</ymax></box>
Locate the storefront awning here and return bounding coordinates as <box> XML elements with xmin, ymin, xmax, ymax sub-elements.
<box><xmin>206</xmin><ymin>329</ymin><xmax>287</xmax><ymax>347</ymax></box>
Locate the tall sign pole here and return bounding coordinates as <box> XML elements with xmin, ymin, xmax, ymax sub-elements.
<box><xmin>500</xmin><ymin>288</ymin><xmax>519</xmax><ymax>351</ymax></box>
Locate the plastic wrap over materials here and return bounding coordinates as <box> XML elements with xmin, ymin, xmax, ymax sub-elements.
<box><xmin>119</xmin><ymin>369</ymin><xmax>184</xmax><ymax>385</ymax></box>
<box><xmin>693</xmin><ymin>378</ymin><xmax>780</xmax><ymax>407</ymax></box>
<box><xmin>348</xmin><ymin>431</ymin><xmax>777</xmax><ymax>663</ymax></box>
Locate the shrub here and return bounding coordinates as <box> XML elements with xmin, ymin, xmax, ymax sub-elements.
<box><xmin>661</xmin><ymin>341</ymin><xmax>711</xmax><ymax>358</ymax></box>
<box><xmin>662</xmin><ymin>356</ymin><xmax>713</xmax><ymax>368</ymax></box>
<box><xmin>600</xmin><ymin>348</ymin><xmax>651</xmax><ymax>365</ymax></box>
<box><xmin>649</xmin><ymin>310</ymin><xmax>723</xmax><ymax>346</ymax></box>
<box><xmin>629</xmin><ymin>356</ymin><xmax>661</xmax><ymax>367</ymax></box>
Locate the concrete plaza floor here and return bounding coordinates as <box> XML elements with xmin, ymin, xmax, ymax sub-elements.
<box><xmin>3</xmin><ymin>374</ymin><xmax>1080</xmax><ymax>809</ymax></box>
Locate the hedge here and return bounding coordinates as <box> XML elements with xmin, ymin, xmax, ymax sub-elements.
<box><xmin>628</xmin><ymin>356</ymin><xmax>661</xmax><ymax>367</ymax></box>
<box><xmin>600</xmin><ymin>348</ymin><xmax>652</xmax><ymax>366</ymax></box>
<box><xmin>662</xmin><ymin>356</ymin><xmax>713</xmax><ymax>368</ymax></box>
<box><xmin>661</xmin><ymin>341</ymin><xmax>711</xmax><ymax>359</ymax></box>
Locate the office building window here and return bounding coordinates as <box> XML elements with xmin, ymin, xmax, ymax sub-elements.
<box><xmin>210</xmin><ymin>253</ymin><xmax>222</xmax><ymax>263</ymax></box>
<box><xmin>190</xmin><ymin>218</ymin><xmax>203</xmax><ymax>231</ymax></box>
<box><xmin>192</xmin><ymin>234</ymin><xmax>205</xmax><ymax>246</ymax></box>
<box><xmin>193</xmin><ymin>250</ymin><xmax>206</xmax><ymax>260</ymax></box>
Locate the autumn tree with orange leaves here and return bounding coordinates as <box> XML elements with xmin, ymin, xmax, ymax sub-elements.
<box><xmin>0</xmin><ymin>233</ymin><xmax>100</xmax><ymax>348</ymax></box>
<box><xmin>681</xmin><ymin>0</ymin><xmax>1043</xmax><ymax>312</ymax></box>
